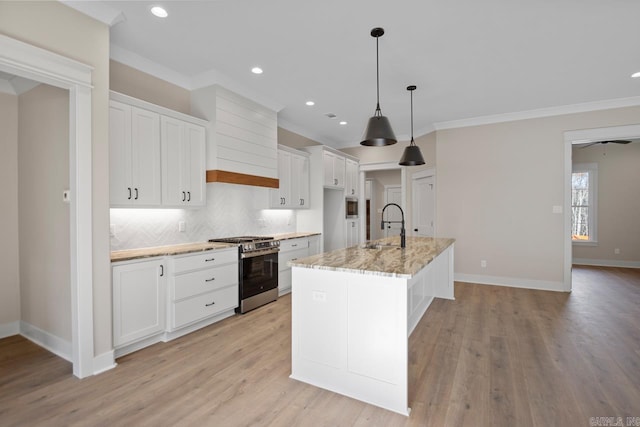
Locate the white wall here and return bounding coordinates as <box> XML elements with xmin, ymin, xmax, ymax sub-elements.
<box><xmin>437</xmin><ymin>106</ymin><xmax>640</xmax><ymax>289</ymax></box>
<box><xmin>18</xmin><ymin>84</ymin><xmax>71</xmax><ymax>342</ymax></box>
<box><xmin>110</xmin><ymin>183</ymin><xmax>296</xmax><ymax>250</ymax></box>
<box><xmin>572</xmin><ymin>142</ymin><xmax>640</xmax><ymax>265</ymax></box>
<box><xmin>0</xmin><ymin>92</ymin><xmax>20</xmax><ymax>333</ymax></box>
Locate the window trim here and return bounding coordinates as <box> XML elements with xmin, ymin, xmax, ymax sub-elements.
<box><xmin>571</xmin><ymin>162</ymin><xmax>598</xmax><ymax>245</ymax></box>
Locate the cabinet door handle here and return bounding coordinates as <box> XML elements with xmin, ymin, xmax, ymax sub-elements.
<box><xmin>205</xmin><ymin>277</ymin><xmax>215</xmax><ymax>282</ymax></box>
<box><xmin>205</xmin><ymin>258</ymin><xmax>215</xmax><ymax>262</ymax></box>
<box><xmin>334</xmin><ymin>178</ymin><xmax>338</xmax><ymax>185</ymax></box>
<box><xmin>182</xmin><ymin>191</ymin><xmax>186</xmax><ymax>202</ymax></box>
<box><xmin>127</xmin><ymin>187</ymin><xmax>132</xmax><ymax>200</ymax></box>
<box><xmin>291</xmin><ymin>244</ymin><xmax>297</xmax><ymax>247</ymax></box>
<box><xmin>134</xmin><ymin>188</ymin><xmax>139</xmax><ymax>200</ymax></box>
<box><xmin>187</xmin><ymin>191</ymin><xmax>191</xmax><ymax>202</ymax></box>
<box><xmin>352</xmin><ymin>189</ymin><xmax>355</xmax><ymax>195</ymax></box>
<box><xmin>291</xmin><ymin>258</ymin><xmax>298</xmax><ymax>261</ymax></box>
<box><xmin>300</xmin><ymin>198</ymin><xmax>303</xmax><ymax>206</ymax></box>
<box><xmin>205</xmin><ymin>301</ymin><xmax>216</xmax><ymax>307</ymax></box>
<box><xmin>414</xmin><ymin>228</ymin><xmax>418</xmax><ymax>232</ymax></box>
<box><xmin>159</xmin><ymin>265</ymin><xmax>164</xmax><ymax>277</ymax></box>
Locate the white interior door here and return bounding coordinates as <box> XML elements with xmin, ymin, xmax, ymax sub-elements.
<box><xmin>413</xmin><ymin>175</ymin><xmax>435</xmax><ymax>237</ymax></box>
<box><xmin>383</xmin><ymin>186</ymin><xmax>403</xmax><ymax>238</ymax></box>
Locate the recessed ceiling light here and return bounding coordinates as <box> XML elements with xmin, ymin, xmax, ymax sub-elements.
<box><xmin>150</xmin><ymin>6</ymin><xmax>168</xmax><ymax>18</ymax></box>
<box><xmin>305</xmin><ymin>101</ymin><xmax>315</xmax><ymax>106</ymax></box>
<box><xmin>632</xmin><ymin>71</ymin><xmax>640</xmax><ymax>78</ymax></box>
<box><xmin>251</xmin><ymin>67</ymin><xmax>263</xmax><ymax>75</ymax></box>
<box><xmin>339</xmin><ymin>121</ymin><xmax>347</xmax><ymax>125</ymax></box>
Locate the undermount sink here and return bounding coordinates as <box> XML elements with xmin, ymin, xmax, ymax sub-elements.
<box><xmin>361</xmin><ymin>243</ymin><xmax>400</xmax><ymax>250</ymax></box>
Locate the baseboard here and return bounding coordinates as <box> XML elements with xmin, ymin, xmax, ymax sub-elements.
<box><xmin>93</xmin><ymin>350</ymin><xmax>117</xmax><ymax>375</ymax></box>
<box><xmin>573</xmin><ymin>258</ymin><xmax>640</xmax><ymax>268</ymax></box>
<box><xmin>20</xmin><ymin>321</ymin><xmax>72</xmax><ymax>362</ymax></box>
<box><xmin>454</xmin><ymin>273</ymin><xmax>566</xmax><ymax>292</ymax></box>
<box><xmin>0</xmin><ymin>321</ymin><xmax>20</xmax><ymax>339</ymax></box>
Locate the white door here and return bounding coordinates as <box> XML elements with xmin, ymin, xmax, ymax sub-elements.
<box><xmin>412</xmin><ymin>175</ymin><xmax>435</xmax><ymax>237</ymax></box>
<box><xmin>383</xmin><ymin>186</ymin><xmax>403</xmax><ymax>238</ymax></box>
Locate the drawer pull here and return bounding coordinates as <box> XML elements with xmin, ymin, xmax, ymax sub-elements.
<box><xmin>291</xmin><ymin>258</ymin><xmax>297</xmax><ymax>261</ymax></box>
<box><xmin>205</xmin><ymin>277</ymin><xmax>216</xmax><ymax>282</ymax></box>
<box><xmin>205</xmin><ymin>258</ymin><xmax>215</xmax><ymax>262</ymax></box>
<box><xmin>205</xmin><ymin>301</ymin><xmax>216</xmax><ymax>307</ymax></box>
<box><xmin>292</xmin><ymin>244</ymin><xmax>298</xmax><ymax>247</ymax></box>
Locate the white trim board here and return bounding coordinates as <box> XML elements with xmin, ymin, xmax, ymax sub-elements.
<box><xmin>0</xmin><ymin>33</ymin><xmax>95</xmax><ymax>378</ymax></box>
<box><xmin>573</xmin><ymin>259</ymin><xmax>640</xmax><ymax>269</ymax></box>
<box><xmin>93</xmin><ymin>351</ymin><xmax>118</xmax><ymax>375</ymax></box>
<box><xmin>454</xmin><ymin>273</ymin><xmax>566</xmax><ymax>292</ymax></box>
<box><xmin>20</xmin><ymin>321</ymin><xmax>72</xmax><ymax>362</ymax></box>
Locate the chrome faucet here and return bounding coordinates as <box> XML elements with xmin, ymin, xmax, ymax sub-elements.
<box><xmin>381</xmin><ymin>203</ymin><xmax>406</xmax><ymax>248</ymax></box>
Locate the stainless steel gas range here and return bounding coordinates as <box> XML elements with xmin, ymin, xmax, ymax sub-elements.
<box><xmin>208</xmin><ymin>236</ymin><xmax>279</xmax><ymax>314</ymax></box>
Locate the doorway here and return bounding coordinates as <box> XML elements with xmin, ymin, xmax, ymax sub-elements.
<box><xmin>0</xmin><ymin>34</ymin><xmax>94</xmax><ymax>377</ymax></box>
<box><xmin>383</xmin><ymin>185</ymin><xmax>402</xmax><ymax>237</ymax></box>
<box><xmin>563</xmin><ymin>123</ymin><xmax>640</xmax><ymax>292</ymax></box>
<box><xmin>412</xmin><ymin>168</ymin><xmax>436</xmax><ymax>237</ymax></box>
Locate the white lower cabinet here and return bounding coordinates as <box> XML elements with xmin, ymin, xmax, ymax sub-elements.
<box><xmin>167</xmin><ymin>248</ymin><xmax>239</xmax><ymax>331</ymax></box>
<box><xmin>112</xmin><ymin>247</ymin><xmax>239</xmax><ymax>357</ymax></box>
<box><xmin>112</xmin><ymin>257</ymin><xmax>166</xmax><ymax>348</ymax></box>
<box><xmin>278</xmin><ymin>238</ymin><xmax>310</xmax><ymax>295</ymax></box>
<box><xmin>346</xmin><ymin>219</ymin><xmax>360</xmax><ymax>247</ymax></box>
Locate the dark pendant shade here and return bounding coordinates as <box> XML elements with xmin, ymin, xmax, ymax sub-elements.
<box><xmin>361</xmin><ymin>115</ymin><xmax>397</xmax><ymax>146</ymax></box>
<box><xmin>361</xmin><ymin>27</ymin><xmax>396</xmax><ymax>147</ymax></box>
<box><xmin>399</xmin><ymin>84</ymin><xmax>425</xmax><ymax>166</ymax></box>
<box><xmin>399</xmin><ymin>143</ymin><xmax>425</xmax><ymax>166</ymax></box>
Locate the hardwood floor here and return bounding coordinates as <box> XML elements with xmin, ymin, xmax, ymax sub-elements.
<box><xmin>1</xmin><ymin>266</ymin><xmax>639</xmax><ymax>426</ymax></box>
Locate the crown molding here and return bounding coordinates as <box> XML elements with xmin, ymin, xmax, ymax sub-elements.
<box><xmin>61</xmin><ymin>1</ymin><xmax>125</xmax><ymax>26</ymax></box>
<box><xmin>110</xmin><ymin>44</ymin><xmax>192</xmax><ymax>90</ymax></box>
<box><xmin>434</xmin><ymin>96</ymin><xmax>640</xmax><ymax>130</ymax></box>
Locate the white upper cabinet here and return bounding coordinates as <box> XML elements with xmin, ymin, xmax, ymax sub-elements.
<box><xmin>109</xmin><ymin>92</ymin><xmax>209</xmax><ymax>208</ymax></box>
<box><xmin>110</xmin><ymin>100</ymin><xmax>162</xmax><ymax>207</ymax></box>
<box><xmin>161</xmin><ymin>116</ymin><xmax>206</xmax><ymax>207</ymax></box>
<box><xmin>270</xmin><ymin>146</ymin><xmax>310</xmax><ymax>209</ymax></box>
<box><xmin>323</xmin><ymin>151</ymin><xmax>346</xmax><ymax>188</ymax></box>
<box><xmin>345</xmin><ymin>158</ymin><xmax>359</xmax><ymax>197</ymax></box>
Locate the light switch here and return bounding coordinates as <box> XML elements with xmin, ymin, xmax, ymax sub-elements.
<box><xmin>312</xmin><ymin>290</ymin><xmax>327</xmax><ymax>302</ymax></box>
<box><xmin>552</xmin><ymin>205</ymin><xmax>563</xmax><ymax>214</ymax></box>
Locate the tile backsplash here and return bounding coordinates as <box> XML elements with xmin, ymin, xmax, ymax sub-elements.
<box><xmin>110</xmin><ymin>183</ymin><xmax>296</xmax><ymax>250</ymax></box>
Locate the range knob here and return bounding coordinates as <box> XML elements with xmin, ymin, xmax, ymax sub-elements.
<box><xmin>245</xmin><ymin>244</ymin><xmax>252</xmax><ymax>251</ymax></box>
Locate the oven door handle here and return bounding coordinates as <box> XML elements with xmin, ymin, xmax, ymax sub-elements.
<box><xmin>240</xmin><ymin>248</ymin><xmax>279</xmax><ymax>259</ymax></box>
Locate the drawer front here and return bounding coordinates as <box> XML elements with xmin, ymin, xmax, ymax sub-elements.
<box><xmin>172</xmin><ymin>263</ymin><xmax>238</xmax><ymax>301</ymax></box>
<box><xmin>279</xmin><ymin>238</ymin><xmax>308</xmax><ymax>252</ymax></box>
<box><xmin>279</xmin><ymin>247</ymin><xmax>309</xmax><ymax>271</ymax></box>
<box><xmin>173</xmin><ymin>285</ymin><xmax>238</xmax><ymax>328</ymax></box>
<box><xmin>172</xmin><ymin>248</ymin><xmax>238</xmax><ymax>273</ymax></box>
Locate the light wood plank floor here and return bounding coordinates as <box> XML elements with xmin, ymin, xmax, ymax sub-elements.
<box><xmin>1</xmin><ymin>266</ymin><xmax>639</xmax><ymax>426</ymax></box>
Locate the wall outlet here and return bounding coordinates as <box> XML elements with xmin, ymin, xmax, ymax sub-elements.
<box><xmin>552</xmin><ymin>205</ymin><xmax>563</xmax><ymax>214</ymax></box>
<box><xmin>109</xmin><ymin>224</ymin><xmax>116</xmax><ymax>237</ymax></box>
<box><xmin>178</xmin><ymin>221</ymin><xmax>186</xmax><ymax>232</ymax></box>
<box><xmin>480</xmin><ymin>260</ymin><xmax>487</xmax><ymax>268</ymax></box>
<box><xmin>614</xmin><ymin>248</ymin><xmax>621</xmax><ymax>255</ymax></box>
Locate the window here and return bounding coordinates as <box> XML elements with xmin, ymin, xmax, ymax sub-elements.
<box><xmin>571</xmin><ymin>163</ymin><xmax>597</xmax><ymax>243</ymax></box>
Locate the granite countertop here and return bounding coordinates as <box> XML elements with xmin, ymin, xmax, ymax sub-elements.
<box><xmin>110</xmin><ymin>232</ymin><xmax>321</xmax><ymax>262</ymax></box>
<box><xmin>289</xmin><ymin>236</ymin><xmax>455</xmax><ymax>278</ymax></box>
<box><xmin>111</xmin><ymin>242</ymin><xmax>237</xmax><ymax>262</ymax></box>
<box><xmin>268</xmin><ymin>232</ymin><xmax>321</xmax><ymax>241</ymax></box>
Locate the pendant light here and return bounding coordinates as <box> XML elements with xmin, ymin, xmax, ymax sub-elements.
<box><xmin>399</xmin><ymin>85</ymin><xmax>426</xmax><ymax>166</ymax></box>
<box><xmin>361</xmin><ymin>27</ymin><xmax>397</xmax><ymax>146</ymax></box>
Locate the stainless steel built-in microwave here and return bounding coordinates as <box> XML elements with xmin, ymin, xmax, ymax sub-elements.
<box><xmin>346</xmin><ymin>197</ymin><xmax>358</xmax><ymax>218</ymax></box>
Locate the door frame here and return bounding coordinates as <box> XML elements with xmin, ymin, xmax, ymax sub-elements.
<box><xmin>563</xmin><ymin>123</ymin><xmax>640</xmax><ymax>292</ymax></box>
<box><xmin>411</xmin><ymin>167</ymin><xmax>436</xmax><ymax>237</ymax></box>
<box><xmin>383</xmin><ymin>185</ymin><xmax>402</xmax><ymax>238</ymax></box>
<box><xmin>0</xmin><ymin>34</ymin><xmax>94</xmax><ymax>378</ymax></box>
<box><xmin>358</xmin><ymin>162</ymin><xmax>407</xmax><ymax>243</ymax></box>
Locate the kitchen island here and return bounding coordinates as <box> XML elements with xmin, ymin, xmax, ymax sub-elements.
<box><xmin>289</xmin><ymin>236</ymin><xmax>455</xmax><ymax>415</ymax></box>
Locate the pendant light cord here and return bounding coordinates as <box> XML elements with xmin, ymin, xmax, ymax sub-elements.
<box><xmin>375</xmin><ymin>34</ymin><xmax>381</xmax><ymax>116</ymax></box>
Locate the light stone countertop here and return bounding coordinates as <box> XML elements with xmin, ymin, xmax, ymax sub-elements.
<box><xmin>268</xmin><ymin>232</ymin><xmax>321</xmax><ymax>241</ymax></box>
<box><xmin>110</xmin><ymin>232</ymin><xmax>321</xmax><ymax>262</ymax></box>
<box><xmin>110</xmin><ymin>242</ymin><xmax>237</xmax><ymax>263</ymax></box>
<box><xmin>289</xmin><ymin>236</ymin><xmax>455</xmax><ymax>278</ymax></box>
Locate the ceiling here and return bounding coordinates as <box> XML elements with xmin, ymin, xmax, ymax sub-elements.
<box><xmin>67</xmin><ymin>0</ymin><xmax>640</xmax><ymax>149</ymax></box>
